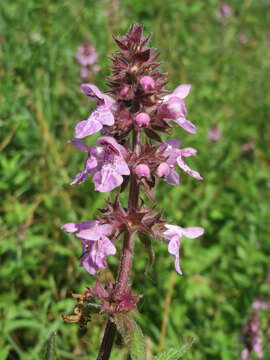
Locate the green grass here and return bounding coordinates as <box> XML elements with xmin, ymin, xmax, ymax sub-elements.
<box><xmin>1</xmin><ymin>0</ymin><xmax>270</xmax><ymax>359</ymax></box>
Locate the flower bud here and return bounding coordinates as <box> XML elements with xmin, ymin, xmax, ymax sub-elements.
<box><xmin>119</xmin><ymin>85</ymin><xmax>133</xmax><ymax>100</ymax></box>
<box><xmin>139</xmin><ymin>76</ymin><xmax>155</xmax><ymax>91</ymax></box>
<box><xmin>135</xmin><ymin>112</ymin><xmax>150</xmax><ymax>127</ymax></box>
<box><xmin>156</xmin><ymin>162</ymin><xmax>171</xmax><ymax>178</ymax></box>
<box><xmin>135</xmin><ymin>164</ymin><xmax>150</xmax><ymax>178</ymax></box>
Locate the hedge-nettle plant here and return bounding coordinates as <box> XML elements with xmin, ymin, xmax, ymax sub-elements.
<box><xmin>62</xmin><ymin>24</ymin><xmax>204</xmax><ymax>360</ymax></box>
<box><xmin>241</xmin><ymin>300</ymin><xmax>268</xmax><ymax>360</ymax></box>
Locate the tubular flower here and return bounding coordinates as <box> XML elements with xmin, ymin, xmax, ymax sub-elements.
<box><xmin>161</xmin><ymin>225</ymin><xmax>204</xmax><ymax>274</ymax></box>
<box><xmin>75</xmin><ymin>84</ymin><xmax>115</xmax><ymax>138</ymax></box>
<box><xmin>157</xmin><ymin>139</ymin><xmax>203</xmax><ymax>185</ymax></box>
<box><xmin>76</xmin><ymin>41</ymin><xmax>100</xmax><ymax>80</ymax></box>
<box><xmin>70</xmin><ymin>136</ymin><xmax>130</xmax><ymax>192</ymax></box>
<box><xmin>208</xmin><ymin>124</ymin><xmax>221</xmax><ymax>142</ymax></box>
<box><xmin>158</xmin><ymin>84</ymin><xmax>197</xmax><ymax>134</ymax></box>
<box><xmin>61</xmin><ymin>221</ymin><xmax>115</xmax><ymax>274</ymax></box>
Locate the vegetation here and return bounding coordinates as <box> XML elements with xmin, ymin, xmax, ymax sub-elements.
<box><xmin>1</xmin><ymin>0</ymin><xmax>270</xmax><ymax>359</ymax></box>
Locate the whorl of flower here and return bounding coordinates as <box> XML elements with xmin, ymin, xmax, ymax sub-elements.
<box><xmin>76</xmin><ymin>41</ymin><xmax>100</xmax><ymax>80</ymax></box>
<box><xmin>89</xmin><ymin>281</ymin><xmax>141</xmax><ymax>314</ymax></box>
<box><xmin>69</xmin><ymin>136</ymin><xmax>130</xmax><ymax>192</ymax></box>
<box><xmin>241</xmin><ymin>300</ymin><xmax>268</xmax><ymax>359</ymax></box>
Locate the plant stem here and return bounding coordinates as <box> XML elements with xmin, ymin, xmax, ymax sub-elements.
<box><xmin>96</xmin><ymin>131</ymin><xmax>140</xmax><ymax>360</ymax></box>
<box><xmin>97</xmin><ymin>319</ymin><xmax>117</xmax><ymax>360</ymax></box>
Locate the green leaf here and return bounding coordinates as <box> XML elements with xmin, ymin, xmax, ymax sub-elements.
<box><xmin>112</xmin><ymin>314</ymin><xmax>146</xmax><ymax>360</ymax></box>
<box><xmin>153</xmin><ymin>338</ymin><xmax>195</xmax><ymax>360</ymax></box>
<box><xmin>44</xmin><ymin>331</ymin><xmax>57</xmax><ymax>360</ymax></box>
<box><xmin>0</xmin><ymin>347</ymin><xmax>10</xmax><ymax>360</ymax></box>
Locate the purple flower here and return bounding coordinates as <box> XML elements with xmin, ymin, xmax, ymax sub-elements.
<box><xmin>241</xmin><ymin>300</ymin><xmax>268</xmax><ymax>359</ymax></box>
<box><xmin>208</xmin><ymin>124</ymin><xmax>221</xmax><ymax>142</ymax></box>
<box><xmin>76</xmin><ymin>42</ymin><xmax>100</xmax><ymax>80</ymax></box>
<box><xmin>75</xmin><ymin>84</ymin><xmax>115</xmax><ymax>139</ymax></box>
<box><xmin>61</xmin><ymin>220</ymin><xmax>116</xmax><ymax>274</ymax></box>
<box><xmin>252</xmin><ymin>300</ymin><xmax>268</xmax><ymax>310</ymax></box>
<box><xmin>80</xmin><ymin>66</ymin><xmax>89</xmax><ymax>79</ymax></box>
<box><xmin>70</xmin><ymin>136</ymin><xmax>130</xmax><ymax>192</ymax></box>
<box><xmin>241</xmin><ymin>349</ymin><xmax>249</xmax><ymax>360</ymax></box>
<box><xmin>135</xmin><ymin>112</ymin><xmax>151</xmax><ymax>127</ymax></box>
<box><xmin>156</xmin><ymin>162</ymin><xmax>171</xmax><ymax>178</ymax></box>
<box><xmin>217</xmin><ymin>2</ymin><xmax>233</xmax><ymax>24</ymax></box>
<box><xmin>139</xmin><ymin>76</ymin><xmax>155</xmax><ymax>91</ymax></box>
<box><xmin>76</xmin><ymin>44</ymin><xmax>98</xmax><ymax>67</ymax></box>
<box><xmin>157</xmin><ymin>139</ymin><xmax>203</xmax><ymax>185</ymax></box>
<box><xmin>158</xmin><ymin>84</ymin><xmax>196</xmax><ymax>134</ymax></box>
<box><xmin>161</xmin><ymin>224</ymin><xmax>204</xmax><ymax>274</ymax></box>
<box><xmin>135</xmin><ymin>164</ymin><xmax>150</xmax><ymax>178</ymax></box>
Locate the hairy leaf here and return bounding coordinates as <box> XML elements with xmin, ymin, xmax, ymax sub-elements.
<box><xmin>113</xmin><ymin>314</ymin><xmax>146</xmax><ymax>360</ymax></box>
<box><xmin>153</xmin><ymin>338</ymin><xmax>195</xmax><ymax>360</ymax></box>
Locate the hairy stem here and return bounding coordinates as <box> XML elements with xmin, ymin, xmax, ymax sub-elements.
<box><xmin>96</xmin><ymin>131</ymin><xmax>140</xmax><ymax>360</ymax></box>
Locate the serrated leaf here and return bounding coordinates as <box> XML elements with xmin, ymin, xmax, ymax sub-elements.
<box><xmin>153</xmin><ymin>338</ymin><xmax>195</xmax><ymax>360</ymax></box>
<box><xmin>113</xmin><ymin>314</ymin><xmax>146</xmax><ymax>360</ymax></box>
<box><xmin>44</xmin><ymin>331</ymin><xmax>57</xmax><ymax>360</ymax></box>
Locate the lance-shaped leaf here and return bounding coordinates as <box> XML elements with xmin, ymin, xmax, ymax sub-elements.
<box><xmin>44</xmin><ymin>331</ymin><xmax>57</xmax><ymax>360</ymax></box>
<box><xmin>153</xmin><ymin>338</ymin><xmax>195</xmax><ymax>360</ymax></box>
<box><xmin>112</xmin><ymin>313</ymin><xmax>146</xmax><ymax>360</ymax></box>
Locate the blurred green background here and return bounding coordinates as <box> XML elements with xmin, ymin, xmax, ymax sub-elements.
<box><xmin>1</xmin><ymin>0</ymin><xmax>270</xmax><ymax>359</ymax></box>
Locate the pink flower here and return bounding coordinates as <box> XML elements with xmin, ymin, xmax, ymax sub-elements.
<box><xmin>139</xmin><ymin>76</ymin><xmax>155</xmax><ymax>91</ymax></box>
<box><xmin>61</xmin><ymin>221</ymin><xmax>115</xmax><ymax>274</ymax></box>
<box><xmin>241</xmin><ymin>348</ymin><xmax>250</xmax><ymax>360</ymax></box>
<box><xmin>208</xmin><ymin>124</ymin><xmax>221</xmax><ymax>142</ymax></box>
<box><xmin>80</xmin><ymin>67</ymin><xmax>89</xmax><ymax>79</ymax></box>
<box><xmin>157</xmin><ymin>139</ymin><xmax>203</xmax><ymax>185</ymax></box>
<box><xmin>76</xmin><ymin>42</ymin><xmax>100</xmax><ymax>80</ymax></box>
<box><xmin>241</xmin><ymin>299</ymin><xmax>268</xmax><ymax>359</ymax></box>
<box><xmin>156</xmin><ymin>162</ymin><xmax>171</xmax><ymax>178</ymax></box>
<box><xmin>158</xmin><ymin>84</ymin><xmax>196</xmax><ymax>134</ymax></box>
<box><xmin>162</xmin><ymin>224</ymin><xmax>204</xmax><ymax>274</ymax></box>
<box><xmin>135</xmin><ymin>112</ymin><xmax>151</xmax><ymax>127</ymax></box>
<box><xmin>69</xmin><ymin>136</ymin><xmax>130</xmax><ymax>192</ymax></box>
<box><xmin>252</xmin><ymin>300</ymin><xmax>268</xmax><ymax>310</ymax></box>
<box><xmin>135</xmin><ymin>164</ymin><xmax>150</xmax><ymax>178</ymax></box>
<box><xmin>217</xmin><ymin>2</ymin><xmax>233</xmax><ymax>24</ymax></box>
<box><xmin>75</xmin><ymin>84</ymin><xmax>115</xmax><ymax>138</ymax></box>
